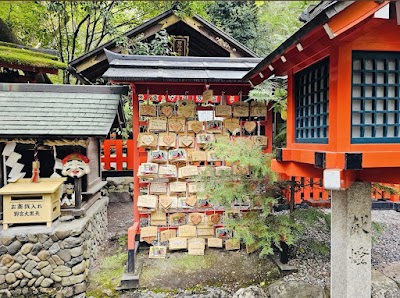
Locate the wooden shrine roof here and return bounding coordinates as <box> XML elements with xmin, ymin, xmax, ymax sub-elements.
<box><xmin>0</xmin><ymin>42</ymin><xmax>66</xmax><ymax>74</ymax></box>
<box><xmin>68</xmin><ymin>9</ymin><xmax>258</xmax><ymax>84</ymax></box>
<box><xmin>0</xmin><ymin>83</ymin><xmax>127</xmax><ymax>138</ymax></box>
<box><xmin>103</xmin><ymin>49</ymin><xmax>261</xmax><ymax>84</ymax></box>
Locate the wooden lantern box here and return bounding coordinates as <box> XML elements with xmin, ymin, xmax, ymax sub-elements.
<box><xmin>0</xmin><ymin>178</ymin><xmax>65</xmax><ymax>230</ymax></box>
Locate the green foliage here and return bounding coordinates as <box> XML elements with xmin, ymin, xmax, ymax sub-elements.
<box><xmin>371</xmin><ymin>221</ymin><xmax>384</xmax><ymax>244</ymax></box>
<box><xmin>116</xmin><ymin>29</ymin><xmax>174</xmax><ymax>56</ymax></box>
<box><xmin>199</xmin><ymin>137</ymin><xmax>299</xmax><ymax>257</ymax></box>
<box><xmin>86</xmin><ymin>251</ymin><xmax>128</xmax><ymax>298</ymax></box>
<box><xmin>255</xmin><ymin>1</ymin><xmax>317</xmax><ymax>55</ymax></box>
<box><xmin>207</xmin><ymin>1</ymin><xmax>258</xmax><ymax>47</ymax></box>
<box><xmin>372</xmin><ymin>182</ymin><xmax>399</xmax><ymax>195</ymax></box>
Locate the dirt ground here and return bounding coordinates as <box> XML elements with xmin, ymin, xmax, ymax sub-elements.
<box><xmin>88</xmin><ymin>200</ymin><xmax>280</xmax><ymax>297</ymax></box>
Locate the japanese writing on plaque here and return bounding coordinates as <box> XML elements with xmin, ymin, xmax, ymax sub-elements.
<box><xmin>350</xmin><ymin>247</ymin><xmax>370</xmax><ymax>265</ymax></box>
<box><xmin>11</xmin><ymin>203</ymin><xmax>42</xmax><ymax>217</ymax></box>
<box><xmin>350</xmin><ymin>215</ymin><xmax>370</xmax><ymax>235</ymax></box>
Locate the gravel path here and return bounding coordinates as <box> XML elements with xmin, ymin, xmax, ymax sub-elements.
<box><xmin>283</xmin><ymin>209</ymin><xmax>400</xmax><ymax>288</ymax></box>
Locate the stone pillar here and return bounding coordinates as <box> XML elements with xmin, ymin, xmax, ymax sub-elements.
<box><xmin>331</xmin><ymin>182</ymin><xmax>371</xmax><ymax>298</ymax></box>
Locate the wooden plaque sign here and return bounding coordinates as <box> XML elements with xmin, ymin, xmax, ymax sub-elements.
<box><xmin>137</xmin><ymin>195</ymin><xmax>158</xmax><ymax>209</ymax></box>
<box><xmin>160</xmin><ymin>229</ymin><xmax>177</xmax><ymax>242</ymax></box>
<box><xmin>158</xmin><ymin>164</ymin><xmax>177</xmax><ymax>179</ymax></box>
<box><xmin>159</xmin><ymin>195</ymin><xmax>172</xmax><ymax>210</ymax></box>
<box><xmin>149</xmin><ymin>246</ymin><xmax>167</xmax><ymax>259</ymax></box>
<box><xmin>225</xmin><ymin>239</ymin><xmax>240</xmax><ymax>251</ymax></box>
<box><xmin>140</xmin><ymin>226</ymin><xmax>158</xmax><ymax>241</ymax></box>
<box><xmin>190</xmin><ymin>150</ymin><xmax>207</xmax><ymax>162</ymax></box>
<box><xmin>244</xmin><ymin>121</ymin><xmax>257</xmax><ymax>134</ymax></box>
<box><xmin>187</xmin><ymin>121</ymin><xmax>203</xmax><ymax>133</ymax></box>
<box><xmin>188</xmin><ymin>238</ymin><xmax>205</xmax><ymax>247</ymax></box>
<box><xmin>148</xmin><ymin>117</ymin><xmax>167</xmax><ymax>131</ymax></box>
<box><xmin>137</xmin><ymin>133</ymin><xmax>158</xmax><ymax>147</ymax></box>
<box><xmin>168</xmin><ymin>116</ymin><xmax>186</xmax><ymax>132</ymax></box>
<box><xmin>138</xmin><ymin>163</ymin><xmax>159</xmax><ymax>178</ymax></box>
<box><xmin>250</xmin><ymin>101</ymin><xmax>267</xmax><ymax>117</ymax></box>
<box><xmin>246</xmin><ymin>243</ymin><xmax>258</xmax><ymax>254</ymax></box>
<box><xmin>160</xmin><ymin>103</ymin><xmax>175</xmax><ymax>117</ymax></box>
<box><xmin>215</xmin><ymin>105</ymin><xmax>232</xmax><ymax>117</ymax></box>
<box><xmin>178</xmin><ymin>225</ymin><xmax>197</xmax><ymax>237</ymax></box>
<box><xmin>188</xmin><ymin>238</ymin><xmax>205</xmax><ymax>255</ymax></box>
<box><xmin>178</xmin><ymin>165</ymin><xmax>199</xmax><ymax>178</ymax></box>
<box><xmin>149</xmin><ymin>182</ymin><xmax>168</xmax><ymax>194</ymax></box>
<box><xmin>207</xmin><ymin>214</ymin><xmax>221</xmax><ymax>226</ymax></box>
<box><xmin>206</xmin><ymin>120</ymin><xmax>223</xmax><ymax>134</ymax></box>
<box><xmin>148</xmin><ymin>150</ymin><xmax>168</xmax><ymax>163</ymax></box>
<box><xmin>185</xmin><ymin>195</ymin><xmax>197</xmax><ymax>207</ymax></box>
<box><xmin>169</xmin><ymin>181</ymin><xmax>187</xmax><ymax>193</ymax></box>
<box><xmin>197</xmin><ymin>227</ymin><xmax>215</xmax><ymax>237</ymax></box>
<box><xmin>202</xmin><ymin>89</ymin><xmax>213</xmax><ymax>102</ymax></box>
<box><xmin>232</xmin><ymin>102</ymin><xmax>249</xmax><ymax>118</ymax></box>
<box><xmin>188</xmin><ymin>182</ymin><xmax>200</xmax><ymax>193</ymax></box>
<box><xmin>168</xmin><ymin>149</ymin><xmax>187</xmax><ymax>163</ymax></box>
<box><xmin>178</xmin><ymin>134</ymin><xmax>195</xmax><ymax>148</ymax></box>
<box><xmin>206</xmin><ymin>150</ymin><xmax>220</xmax><ymax>162</ymax></box>
<box><xmin>188</xmin><ymin>212</ymin><xmax>204</xmax><ymax>225</ymax></box>
<box><xmin>139</xmin><ymin>104</ymin><xmax>157</xmax><ymax>117</ymax></box>
<box><xmin>151</xmin><ymin>210</ymin><xmax>167</xmax><ymax>226</ymax></box>
<box><xmin>169</xmin><ymin>237</ymin><xmax>187</xmax><ymax>250</ymax></box>
<box><xmin>196</xmin><ymin>133</ymin><xmax>215</xmax><ymax>144</ymax></box>
<box><xmin>251</xmin><ymin>135</ymin><xmax>268</xmax><ymax>147</ymax></box>
<box><xmin>178</xmin><ymin>102</ymin><xmax>196</xmax><ymax>118</ymax></box>
<box><xmin>169</xmin><ymin>213</ymin><xmax>186</xmax><ymax>226</ymax></box>
<box><xmin>158</xmin><ymin>133</ymin><xmax>177</xmax><ymax>148</ymax></box>
<box><xmin>207</xmin><ymin>237</ymin><xmax>223</xmax><ymax>248</ymax></box>
<box><xmin>224</xmin><ymin>118</ymin><xmax>240</xmax><ymax>134</ymax></box>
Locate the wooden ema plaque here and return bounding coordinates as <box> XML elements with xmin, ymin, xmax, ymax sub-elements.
<box><xmin>169</xmin><ymin>237</ymin><xmax>187</xmax><ymax>250</ymax></box>
<box><xmin>169</xmin><ymin>213</ymin><xmax>186</xmax><ymax>226</ymax></box>
<box><xmin>137</xmin><ymin>133</ymin><xmax>158</xmax><ymax>147</ymax></box>
<box><xmin>208</xmin><ymin>237</ymin><xmax>223</xmax><ymax>248</ymax></box>
<box><xmin>160</xmin><ymin>229</ymin><xmax>177</xmax><ymax>242</ymax></box>
<box><xmin>149</xmin><ymin>246</ymin><xmax>167</xmax><ymax>259</ymax></box>
<box><xmin>197</xmin><ymin>226</ymin><xmax>215</xmax><ymax>237</ymax></box>
<box><xmin>169</xmin><ymin>181</ymin><xmax>187</xmax><ymax>193</ymax></box>
<box><xmin>137</xmin><ymin>195</ymin><xmax>158</xmax><ymax>209</ymax></box>
<box><xmin>178</xmin><ymin>225</ymin><xmax>197</xmax><ymax>237</ymax></box>
<box><xmin>149</xmin><ymin>182</ymin><xmax>168</xmax><ymax>194</ymax></box>
<box><xmin>178</xmin><ymin>165</ymin><xmax>198</xmax><ymax>178</ymax></box>
<box><xmin>148</xmin><ymin>117</ymin><xmax>167</xmax><ymax>131</ymax></box>
<box><xmin>188</xmin><ymin>238</ymin><xmax>206</xmax><ymax>255</ymax></box>
<box><xmin>140</xmin><ymin>226</ymin><xmax>158</xmax><ymax>242</ymax></box>
<box><xmin>188</xmin><ymin>212</ymin><xmax>204</xmax><ymax>225</ymax></box>
<box><xmin>225</xmin><ymin>239</ymin><xmax>240</xmax><ymax>251</ymax></box>
<box><xmin>150</xmin><ymin>210</ymin><xmax>167</xmax><ymax>226</ymax></box>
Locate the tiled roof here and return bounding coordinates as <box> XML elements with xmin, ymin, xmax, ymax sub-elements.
<box><xmin>103</xmin><ymin>49</ymin><xmax>262</xmax><ymax>83</ymax></box>
<box><xmin>0</xmin><ymin>83</ymin><xmax>128</xmax><ymax>137</ymax></box>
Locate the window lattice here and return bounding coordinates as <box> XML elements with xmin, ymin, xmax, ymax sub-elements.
<box><xmin>295</xmin><ymin>58</ymin><xmax>329</xmax><ymax>143</ymax></box>
<box><xmin>352</xmin><ymin>51</ymin><xmax>400</xmax><ymax>143</ymax></box>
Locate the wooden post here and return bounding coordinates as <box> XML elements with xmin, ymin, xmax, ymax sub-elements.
<box><xmin>74</xmin><ymin>178</ymin><xmax>82</xmax><ymax>210</ymax></box>
<box><xmin>290</xmin><ymin>176</ymin><xmax>296</xmax><ymax>213</ymax></box>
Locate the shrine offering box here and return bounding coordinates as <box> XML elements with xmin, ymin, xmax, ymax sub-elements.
<box><xmin>0</xmin><ymin>178</ymin><xmax>66</xmax><ymax>230</ymax></box>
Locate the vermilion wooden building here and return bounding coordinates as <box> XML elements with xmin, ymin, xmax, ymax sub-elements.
<box><xmin>245</xmin><ymin>1</ymin><xmax>400</xmax><ymax>190</ymax></box>
<box><xmin>244</xmin><ymin>1</ymin><xmax>400</xmax><ymax>297</ymax></box>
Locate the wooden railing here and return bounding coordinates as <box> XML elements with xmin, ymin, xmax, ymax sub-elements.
<box><xmin>101</xmin><ymin>139</ymin><xmax>134</xmax><ymax>171</ymax></box>
<box><xmin>101</xmin><ymin>140</ymin><xmax>400</xmax><ymax>203</ymax></box>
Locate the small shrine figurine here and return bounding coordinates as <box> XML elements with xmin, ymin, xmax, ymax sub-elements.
<box><xmin>61</xmin><ymin>153</ymin><xmax>90</xmax><ymax>178</ymax></box>
<box><xmin>60</xmin><ymin>184</ymin><xmax>75</xmax><ymax>208</ymax></box>
<box><xmin>61</xmin><ymin>153</ymin><xmax>90</xmax><ymax>209</ymax></box>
